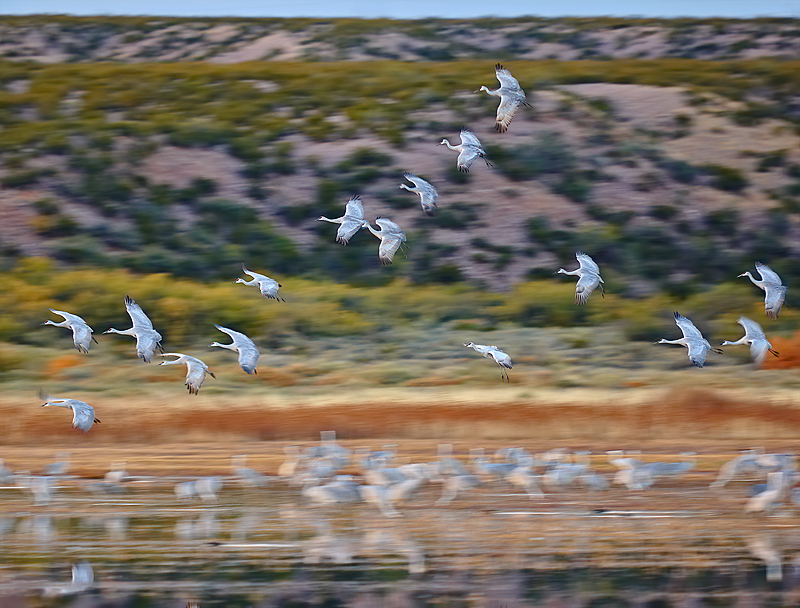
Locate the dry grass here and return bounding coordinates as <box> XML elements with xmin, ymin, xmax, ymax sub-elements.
<box><xmin>4</xmin><ymin>386</ymin><xmax>800</xmax><ymax>447</ymax></box>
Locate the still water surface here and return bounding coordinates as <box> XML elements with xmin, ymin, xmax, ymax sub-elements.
<box><xmin>0</xmin><ymin>481</ymin><xmax>798</xmax><ymax>607</ymax></box>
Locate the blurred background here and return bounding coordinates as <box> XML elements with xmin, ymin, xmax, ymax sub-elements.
<box><xmin>0</xmin><ymin>7</ymin><xmax>800</xmax><ymax>608</ymax></box>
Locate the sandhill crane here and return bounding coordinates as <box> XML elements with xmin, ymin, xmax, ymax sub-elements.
<box><xmin>745</xmin><ymin>471</ymin><xmax>785</xmax><ymax>514</ymax></box>
<box><xmin>42</xmin><ymin>309</ymin><xmax>98</xmax><ymax>354</ymax></box>
<box><xmin>317</xmin><ymin>195</ymin><xmax>366</xmax><ymax>244</ymax></box>
<box><xmin>463</xmin><ymin>342</ymin><xmax>512</xmax><ymax>382</ymax></box>
<box><xmin>0</xmin><ymin>459</ymin><xmax>13</xmax><ymax>484</ymax></box>
<box><xmin>476</xmin><ymin>63</ymin><xmax>531</xmax><ymax>133</ymax></box>
<box><xmin>435</xmin><ymin>474</ymin><xmax>481</xmax><ymax>506</ymax></box>
<box><xmin>399</xmin><ymin>173</ymin><xmax>438</xmax><ymax>216</ymax></box>
<box><xmin>236</xmin><ymin>264</ymin><xmax>284</xmax><ymax>301</ymax></box>
<box><xmin>43</xmin><ymin>562</ymin><xmax>94</xmax><ymax>597</ymax></box>
<box><xmin>231</xmin><ymin>455</ymin><xmax>268</xmax><ymax>487</ymax></box>
<box><xmin>556</xmin><ymin>252</ymin><xmax>605</xmax><ymax>305</ymax></box>
<box><xmin>44</xmin><ymin>451</ymin><xmax>71</xmax><ymax>476</ymax></box>
<box><xmin>159</xmin><ymin>353</ymin><xmax>216</xmax><ymax>395</ymax></box>
<box><xmin>39</xmin><ymin>391</ymin><xmax>100</xmax><ymax>433</ymax></box>
<box><xmin>655</xmin><ymin>312</ymin><xmax>722</xmax><ymax>368</ymax></box>
<box><xmin>439</xmin><ymin>129</ymin><xmax>492</xmax><ymax>172</ymax></box>
<box><xmin>210</xmin><ymin>324</ymin><xmax>260</xmax><ymax>374</ymax></box>
<box><xmin>721</xmin><ymin>316</ymin><xmax>779</xmax><ymax>368</ymax></box>
<box><xmin>739</xmin><ymin>263</ymin><xmax>787</xmax><ymax>319</ymax></box>
<box><xmin>506</xmin><ymin>466</ymin><xmax>544</xmax><ymax>499</ymax></box>
<box><xmin>362</xmin><ymin>218</ymin><xmax>406</xmax><ymax>265</ymax></box>
<box><xmin>103</xmin><ymin>295</ymin><xmax>163</xmax><ymax>363</ymax></box>
<box><xmin>104</xmin><ymin>461</ymin><xmax>128</xmax><ymax>485</ymax></box>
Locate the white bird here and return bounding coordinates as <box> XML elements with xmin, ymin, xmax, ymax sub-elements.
<box><xmin>745</xmin><ymin>471</ymin><xmax>785</xmax><ymax>514</ymax></box>
<box><xmin>317</xmin><ymin>195</ymin><xmax>365</xmax><ymax>244</ymax></box>
<box><xmin>399</xmin><ymin>173</ymin><xmax>438</xmax><ymax>217</ymax></box>
<box><xmin>43</xmin><ymin>562</ymin><xmax>94</xmax><ymax>597</ymax></box>
<box><xmin>159</xmin><ymin>353</ymin><xmax>216</xmax><ymax>395</ymax></box>
<box><xmin>103</xmin><ymin>295</ymin><xmax>163</xmax><ymax>363</ymax></box>
<box><xmin>739</xmin><ymin>262</ymin><xmax>787</xmax><ymax>319</ymax></box>
<box><xmin>439</xmin><ymin>128</ymin><xmax>492</xmax><ymax>173</ymax></box>
<box><xmin>42</xmin><ymin>309</ymin><xmax>98</xmax><ymax>354</ymax></box>
<box><xmin>463</xmin><ymin>342</ymin><xmax>513</xmax><ymax>382</ymax></box>
<box><xmin>655</xmin><ymin>312</ymin><xmax>723</xmax><ymax>368</ymax></box>
<box><xmin>210</xmin><ymin>324</ymin><xmax>260</xmax><ymax>374</ymax></box>
<box><xmin>39</xmin><ymin>391</ymin><xmax>100</xmax><ymax>433</ymax></box>
<box><xmin>476</xmin><ymin>63</ymin><xmax>531</xmax><ymax>133</ymax></box>
<box><xmin>556</xmin><ymin>252</ymin><xmax>605</xmax><ymax>305</ymax></box>
<box><xmin>231</xmin><ymin>455</ymin><xmax>268</xmax><ymax>488</ymax></box>
<box><xmin>721</xmin><ymin>316</ymin><xmax>780</xmax><ymax>368</ymax></box>
<box><xmin>236</xmin><ymin>264</ymin><xmax>284</xmax><ymax>301</ymax></box>
<box><xmin>362</xmin><ymin>218</ymin><xmax>406</xmax><ymax>265</ymax></box>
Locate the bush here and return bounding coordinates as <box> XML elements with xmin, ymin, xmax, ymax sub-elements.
<box><xmin>704</xmin><ymin>164</ymin><xmax>748</xmax><ymax>192</ymax></box>
<box><xmin>488</xmin><ymin>131</ymin><xmax>576</xmax><ymax>181</ymax></box>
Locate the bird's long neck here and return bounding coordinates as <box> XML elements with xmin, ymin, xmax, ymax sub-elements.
<box><xmin>399</xmin><ymin>184</ymin><xmax>416</xmax><ymax>193</ymax></box>
<box><xmin>363</xmin><ymin>223</ymin><xmax>381</xmax><ymax>238</ymax></box>
<box><xmin>722</xmin><ymin>337</ymin><xmax>747</xmax><ymax>346</ymax></box>
<box><xmin>318</xmin><ymin>216</ymin><xmax>341</xmax><ymax>224</ymax></box>
<box><xmin>441</xmin><ymin>140</ymin><xmax>459</xmax><ymax>151</ymax></box>
<box><xmin>105</xmin><ymin>327</ymin><xmax>135</xmax><ymax>336</ymax></box>
<box><xmin>44</xmin><ymin>320</ymin><xmax>68</xmax><ymax>328</ymax></box>
<box><xmin>484</xmin><ymin>87</ymin><xmax>501</xmax><ymax>96</ymax></box>
<box><xmin>211</xmin><ymin>342</ymin><xmax>237</xmax><ymax>351</ymax></box>
<box><xmin>558</xmin><ymin>268</ymin><xmax>581</xmax><ymax>276</ymax></box>
<box><xmin>659</xmin><ymin>338</ymin><xmax>686</xmax><ymax>346</ymax></box>
<box><xmin>741</xmin><ymin>272</ymin><xmax>764</xmax><ymax>288</ymax></box>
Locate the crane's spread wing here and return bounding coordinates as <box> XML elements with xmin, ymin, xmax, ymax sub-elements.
<box><xmin>336</xmin><ymin>218</ymin><xmax>364</xmax><ymax>244</ymax></box>
<box><xmin>737</xmin><ymin>316</ymin><xmax>766</xmax><ymax>340</ymax></box>
<box><xmin>686</xmin><ymin>340</ymin><xmax>710</xmax><ymax>368</ymax></box>
<box><xmin>495</xmin><ymin>64</ymin><xmax>522</xmax><ymax>92</ymax></box>
<box><xmin>674</xmin><ymin>312</ymin><xmax>704</xmax><ymax>341</ymax></box>
<box><xmin>71</xmin><ymin>402</ymin><xmax>96</xmax><ymax>432</ymax></box>
<box><xmin>258</xmin><ymin>278</ymin><xmax>281</xmax><ymax>299</ymax></box>
<box><xmin>755</xmin><ymin>262</ymin><xmax>783</xmax><ymax>286</ymax></box>
<box><xmin>457</xmin><ymin>148</ymin><xmax>481</xmax><ymax>172</ymax></box>
<box><xmin>419</xmin><ymin>189</ymin><xmax>438</xmax><ymax>216</ymax></box>
<box><xmin>185</xmin><ymin>360</ymin><xmax>209</xmax><ymax>395</ymax></box>
<box><xmin>124</xmin><ymin>296</ymin><xmax>155</xmax><ymax>330</ymax></box>
<box><xmin>241</xmin><ymin>264</ymin><xmax>267</xmax><ymax>282</ymax></box>
<box><xmin>237</xmin><ymin>344</ymin><xmax>260</xmax><ymax>374</ymax></box>
<box><xmin>489</xmin><ymin>349</ymin><xmax>512</xmax><ymax>368</ymax></box>
<box><xmin>574</xmin><ymin>273</ymin><xmax>601</xmax><ymax>305</ymax></box>
<box><xmin>378</xmin><ymin>234</ymin><xmax>404</xmax><ymax>265</ymax></box>
<box><xmin>71</xmin><ymin>323</ymin><xmax>93</xmax><ymax>354</ymax></box>
<box><xmin>375</xmin><ymin>217</ymin><xmax>405</xmax><ymax>236</ymax></box>
<box><xmin>49</xmin><ymin>309</ymin><xmax>88</xmax><ymax>325</ymax></box>
<box><xmin>764</xmin><ymin>285</ymin><xmax>787</xmax><ymax>319</ymax></box>
<box><xmin>576</xmin><ymin>252</ymin><xmax>601</xmax><ymax>276</ymax></box>
<box><xmin>495</xmin><ymin>94</ymin><xmax>523</xmax><ymax>133</ymax></box>
<box><xmin>459</xmin><ymin>129</ymin><xmax>482</xmax><ymax>148</ymax></box>
<box><xmin>135</xmin><ymin>330</ymin><xmax>161</xmax><ymax>363</ymax></box>
<box><xmin>343</xmin><ymin>195</ymin><xmax>364</xmax><ymax>221</ymax></box>
<box><xmin>749</xmin><ymin>339</ymin><xmax>770</xmax><ymax>367</ymax></box>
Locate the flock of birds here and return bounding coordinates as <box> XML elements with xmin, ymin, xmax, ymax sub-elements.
<box><xmin>3</xmin><ymin>434</ymin><xmax>799</xmax><ymax>517</ymax></box>
<box><xmin>31</xmin><ymin>63</ymin><xmax>790</xmax><ymax>433</ymax></box>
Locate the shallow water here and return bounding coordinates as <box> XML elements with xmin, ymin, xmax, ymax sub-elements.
<box><xmin>1</xmin><ymin>480</ymin><xmax>799</xmax><ymax>607</ymax></box>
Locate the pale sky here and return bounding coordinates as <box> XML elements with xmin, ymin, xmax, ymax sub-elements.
<box><xmin>0</xmin><ymin>0</ymin><xmax>798</xmax><ymax>19</ymax></box>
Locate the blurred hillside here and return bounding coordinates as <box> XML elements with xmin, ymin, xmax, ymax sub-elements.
<box><xmin>1</xmin><ymin>16</ymin><xmax>799</xmax><ymax>63</ymax></box>
<box><xmin>0</xmin><ymin>51</ymin><xmax>798</xmax><ymax>293</ymax></box>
